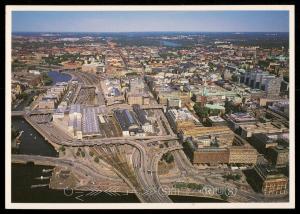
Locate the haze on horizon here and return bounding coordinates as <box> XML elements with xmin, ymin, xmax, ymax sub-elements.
<box><xmin>12</xmin><ymin>11</ymin><xmax>289</xmax><ymax>33</ymax></box>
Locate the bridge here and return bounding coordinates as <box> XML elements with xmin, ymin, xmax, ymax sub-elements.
<box><xmin>61</xmin><ymin>135</ymin><xmax>179</xmax><ymax>147</ymax></box>
<box><xmin>11</xmin><ymin>111</ymin><xmax>25</xmax><ymax>116</ymax></box>
<box><xmin>12</xmin><ymin>109</ymin><xmax>55</xmax><ymax>117</ymax></box>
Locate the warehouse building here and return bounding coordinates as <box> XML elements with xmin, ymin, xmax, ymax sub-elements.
<box><xmin>68</xmin><ymin>104</ymin><xmax>82</xmax><ymax>139</ymax></box>
<box><xmin>132</xmin><ymin>105</ymin><xmax>153</xmax><ymax>133</ymax></box>
<box><xmin>114</xmin><ymin>109</ymin><xmax>144</xmax><ymax>136</ymax></box>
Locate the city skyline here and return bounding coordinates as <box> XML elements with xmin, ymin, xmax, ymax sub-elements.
<box><xmin>12</xmin><ymin>11</ymin><xmax>289</xmax><ymax>33</ymax></box>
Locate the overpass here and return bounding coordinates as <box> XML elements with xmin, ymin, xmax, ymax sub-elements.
<box><xmin>61</xmin><ymin>135</ymin><xmax>179</xmax><ymax>147</ymax></box>
<box><xmin>11</xmin><ymin>111</ymin><xmax>25</xmax><ymax>117</ymax></box>
<box><xmin>12</xmin><ymin>109</ymin><xmax>54</xmax><ymax>117</ymax></box>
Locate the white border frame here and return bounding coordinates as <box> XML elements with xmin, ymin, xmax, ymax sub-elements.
<box><xmin>5</xmin><ymin>5</ymin><xmax>295</xmax><ymax>209</ymax></box>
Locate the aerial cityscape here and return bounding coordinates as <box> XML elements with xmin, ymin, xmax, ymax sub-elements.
<box><xmin>9</xmin><ymin>9</ymin><xmax>292</xmax><ymax>206</ymax></box>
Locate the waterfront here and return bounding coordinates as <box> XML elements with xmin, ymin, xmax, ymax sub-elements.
<box><xmin>11</xmin><ymin>71</ymin><xmax>225</xmax><ymax>203</ymax></box>
<box><xmin>12</xmin><ymin>163</ymin><xmax>140</xmax><ymax>203</ymax></box>
<box><xmin>12</xmin><ymin>118</ymin><xmax>58</xmax><ymax>157</ymax></box>
<box><xmin>11</xmin><ymin>117</ymin><xmax>224</xmax><ymax>203</ymax></box>
<box><xmin>47</xmin><ymin>71</ymin><xmax>72</xmax><ymax>85</ymax></box>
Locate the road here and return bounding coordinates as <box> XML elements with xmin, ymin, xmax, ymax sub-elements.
<box><xmin>12</xmin><ymin>154</ymin><xmax>121</xmax><ymax>182</ymax></box>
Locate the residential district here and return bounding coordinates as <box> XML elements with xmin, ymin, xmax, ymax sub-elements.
<box><xmin>11</xmin><ymin>32</ymin><xmax>290</xmax><ymax>203</ymax></box>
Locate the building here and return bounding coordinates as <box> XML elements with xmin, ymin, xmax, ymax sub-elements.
<box><xmin>192</xmin><ymin>147</ymin><xmax>229</xmax><ymax>165</ymax></box>
<box><xmin>181</xmin><ymin>123</ymin><xmax>258</xmax><ymax>165</ymax></box>
<box><xmin>248</xmin><ymin>165</ymin><xmax>288</xmax><ymax>196</ymax></box>
<box><xmin>238</xmin><ymin>122</ymin><xmax>288</xmax><ymax>139</ymax></box>
<box><xmin>207</xmin><ymin>116</ymin><xmax>227</xmax><ymax>126</ymax></box>
<box><xmin>13</xmin><ymin>71</ymin><xmax>42</xmax><ymax>87</ymax></box>
<box><xmin>228</xmin><ymin>135</ymin><xmax>258</xmax><ymax>165</ymax></box>
<box><xmin>81</xmin><ymin>107</ymin><xmax>102</xmax><ymax>138</ymax></box>
<box><xmin>225</xmin><ymin>112</ymin><xmax>257</xmax><ymax>130</ymax></box>
<box><xmin>82</xmin><ymin>62</ymin><xmax>105</xmax><ymax>73</ymax></box>
<box><xmin>204</xmin><ymin>104</ymin><xmax>225</xmax><ymax>116</ymax></box>
<box><xmin>101</xmin><ymin>79</ymin><xmax>125</xmax><ymax>106</ymax></box>
<box><xmin>37</xmin><ymin>82</ymin><xmax>68</xmax><ymax>110</ymax></box>
<box><xmin>132</xmin><ymin>104</ymin><xmax>153</xmax><ymax>133</ymax></box>
<box><xmin>267</xmin><ymin>145</ymin><xmax>289</xmax><ymax>168</ymax></box>
<box><xmin>114</xmin><ymin>109</ymin><xmax>144</xmax><ymax>136</ymax></box>
<box><xmin>266</xmin><ymin>100</ymin><xmax>289</xmax><ymax>127</ymax></box>
<box><xmin>53</xmin><ymin>102</ymin><xmax>67</xmax><ymax>121</ymax></box>
<box><xmin>249</xmin><ymin>133</ymin><xmax>281</xmax><ymax>155</ymax></box>
<box><xmin>180</xmin><ymin>125</ymin><xmax>235</xmax><ymax>145</ymax></box>
<box><xmin>239</xmin><ymin>70</ymin><xmax>282</xmax><ymax>98</ymax></box>
<box><xmin>191</xmin><ymin>84</ymin><xmax>238</xmax><ymax>106</ymax></box>
<box><xmin>129</xmin><ymin>77</ymin><xmax>145</xmax><ymax>94</ymax></box>
<box><xmin>167</xmin><ymin>97</ymin><xmax>182</xmax><ymax>108</ymax></box>
<box><xmin>127</xmin><ymin>94</ymin><xmax>144</xmax><ymax>105</ymax></box>
<box><xmin>68</xmin><ymin>104</ymin><xmax>82</xmax><ymax>139</ymax></box>
<box><xmin>62</xmin><ymin>61</ymin><xmax>82</xmax><ymax>71</ymax></box>
<box><xmin>166</xmin><ymin>108</ymin><xmax>201</xmax><ymax>133</ymax></box>
<box><xmin>265</xmin><ymin>77</ymin><xmax>282</xmax><ymax>98</ymax></box>
<box><xmin>67</xmin><ymin>105</ymin><xmax>109</xmax><ymax>139</ymax></box>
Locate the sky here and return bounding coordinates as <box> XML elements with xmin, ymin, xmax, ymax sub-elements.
<box><xmin>12</xmin><ymin>11</ymin><xmax>289</xmax><ymax>33</ymax></box>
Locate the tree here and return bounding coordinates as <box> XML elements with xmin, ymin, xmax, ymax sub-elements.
<box><xmin>94</xmin><ymin>157</ymin><xmax>99</xmax><ymax>163</ymax></box>
<box><xmin>162</xmin><ymin>152</ymin><xmax>174</xmax><ymax>163</ymax></box>
<box><xmin>81</xmin><ymin>151</ymin><xmax>85</xmax><ymax>158</ymax></box>
<box><xmin>89</xmin><ymin>151</ymin><xmax>94</xmax><ymax>157</ymax></box>
<box><xmin>231</xmin><ymin>74</ymin><xmax>238</xmax><ymax>82</ymax></box>
<box><xmin>194</xmin><ymin>103</ymin><xmax>209</xmax><ymax>119</ymax></box>
<box><xmin>59</xmin><ymin>145</ymin><xmax>65</xmax><ymax>152</ymax></box>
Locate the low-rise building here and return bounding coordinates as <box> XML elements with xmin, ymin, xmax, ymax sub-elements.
<box><xmin>207</xmin><ymin>116</ymin><xmax>227</xmax><ymax>126</ymax></box>
<box><xmin>225</xmin><ymin>112</ymin><xmax>257</xmax><ymax>130</ymax></box>
<box><xmin>228</xmin><ymin>135</ymin><xmax>258</xmax><ymax>165</ymax></box>
<box><xmin>68</xmin><ymin>104</ymin><xmax>82</xmax><ymax>139</ymax></box>
<box><xmin>114</xmin><ymin>109</ymin><xmax>144</xmax><ymax>136</ymax></box>
<box><xmin>238</xmin><ymin>122</ymin><xmax>288</xmax><ymax>139</ymax></box>
<box><xmin>132</xmin><ymin>104</ymin><xmax>153</xmax><ymax>133</ymax></box>
<box><xmin>166</xmin><ymin>108</ymin><xmax>201</xmax><ymax>133</ymax></box>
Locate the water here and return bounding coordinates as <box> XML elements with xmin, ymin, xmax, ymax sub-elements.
<box><xmin>160</xmin><ymin>40</ymin><xmax>181</xmax><ymax>47</ymax></box>
<box><xmin>11</xmin><ymin>71</ymin><xmax>220</xmax><ymax>203</ymax></box>
<box><xmin>11</xmin><ymin>118</ymin><xmax>222</xmax><ymax>203</ymax></box>
<box><xmin>12</xmin><ymin>71</ymin><xmax>71</xmax><ymax>111</ymax></box>
<box><xmin>47</xmin><ymin>71</ymin><xmax>72</xmax><ymax>85</ymax></box>
<box><xmin>12</xmin><ymin>118</ymin><xmax>58</xmax><ymax>157</ymax></box>
<box><xmin>12</xmin><ymin>163</ymin><xmax>140</xmax><ymax>203</ymax></box>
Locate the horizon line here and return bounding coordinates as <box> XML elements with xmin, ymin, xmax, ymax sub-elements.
<box><xmin>12</xmin><ymin>31</ymin><xmax>289</xmax><ymax>33</ymax></box>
